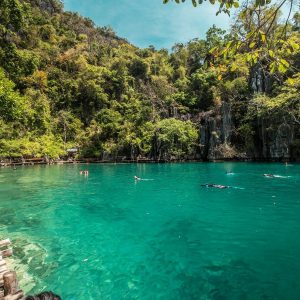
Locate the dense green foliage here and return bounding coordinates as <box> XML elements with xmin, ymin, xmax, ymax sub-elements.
<box><xmin>0</xmin><ymin>0</ymin><xmax>299</xmax><ymax>160</ymax></box>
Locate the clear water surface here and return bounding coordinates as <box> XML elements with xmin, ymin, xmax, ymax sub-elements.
<box><xmin>0</xmin><ymin>163</ymin><xmax>300</xmax><ymax>300</ymax></box>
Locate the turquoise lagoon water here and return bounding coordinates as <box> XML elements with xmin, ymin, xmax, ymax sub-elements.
<box><xmin>0</xmin><ymin>163</ymin><xmax>300</xmax><ymax>300</ymax></box>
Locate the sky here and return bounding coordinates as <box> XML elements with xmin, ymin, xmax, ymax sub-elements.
<box><xmin>63</xmin><ymin>0</ymin><xmax>232</xmax><ymax>49</ymax></box>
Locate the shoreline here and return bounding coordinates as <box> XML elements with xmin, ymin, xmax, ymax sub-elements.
<box><xmin>0</xmin><ymin>158</ymin><xmax>298</xmax><ymax>168</ymax></box>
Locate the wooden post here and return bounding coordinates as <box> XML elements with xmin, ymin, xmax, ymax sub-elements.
<box><xmin>3</xmin><ymin>272</ymin><xmax>18</xmax><ymax>296</ymax></box>
<box><xmin>0</xmin><ymin>265</ymin><xmax>8</xmax><ymax>274</ymax></box>
<box><xmin>0</xmin><ymin>240</ymin><xmax>24</xmax><ymax>300</ymax></box>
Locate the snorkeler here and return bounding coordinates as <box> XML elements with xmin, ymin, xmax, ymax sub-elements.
<box><xmin>263</xmin><ymin>174</ymin><xmax>275</xmax><ymax>178</ymax></box>
<box><xmin>134</xmin><ymin>176</ymin><xmax>141</xmax><ymax>181</ymax></box>
<box><xmin>203</xmin><ymin>184</ymin><xmax>214</xmax><ymax>188</ymax></box>
<box><xmin>215</xmin><ymin>184</ymin><xmax>228</xmax><ymax>189</ymax></box>
<box><xmin>201</xmin><ymin>184</ymin><xmax>229</xmax><ymax>189</ymax></box>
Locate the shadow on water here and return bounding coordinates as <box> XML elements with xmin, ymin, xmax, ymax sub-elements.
<box><xmin>80</xmin><ymin>201</ymin><xmax>132</xmax><ymax>223</ymax></box>
<box><xmin>140</xmin><ymin>218</ymin><xmax>276</xmax><ymax>300</ymax></box>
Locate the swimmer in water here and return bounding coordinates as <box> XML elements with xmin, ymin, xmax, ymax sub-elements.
<box><xmin>201</xmin><ymin>184</ymin><xmax>229</xmax><ymax>189</ymax></box>
<box><xmin>80</xmin><ymin>171</ymin><xmax>83</xmax><ymax>175</ymax></box>
<box><xmin>263</xmin><ymin>174</ymin><xmax>275</xmax><ymax>178</ymax></box>
<box><xmin>226</xmin><ymin>171</ymin><xmax>234</xmax><ymax>175</ymax></box>
<box><xmin>215</xmin><ymin>184</ymin><xmax>228</xmax><ymax>189</ymax></box>
<box><xmin>134</xmin><ymin>176</ymin><xmax>141</xmax><ymax>181</ymax></box>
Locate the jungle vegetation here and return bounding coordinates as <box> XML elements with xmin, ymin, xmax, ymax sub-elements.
<box><xmin>0</xmin><ymin>0</ymin><xmax>299</xmax><ymax>160</ymax></box>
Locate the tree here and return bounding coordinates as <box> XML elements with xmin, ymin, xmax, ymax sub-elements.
<box><xmin>163</xmin><ymin>0</ymin><xmax>297</xmax><ymax>19</ymax></box>
<box><xmin>163</xmin><ymin>0</ymin><xmax>240</xmax><ymax>15</ymax></box>
<box><xmin>0</xmin><ymin>0</ymin><xmax>25</xmax><ymax>35</ymax></box>
<box><xmin>164</xmin><ymin>0</ymin><xmax>298</xmax><ymax>75</ymax></box>
<box><xmin>155</xmin><ymin>118</ymin><xmax>199</xmax><ymax>159</ymax></box>
<box><xmin>0</xmin><ymin>0</ymin><xmax>299</xmax><ymax>161</ymax></box>
<box><xmin>0</xmin><ymin>68</ymin><xmax>29</xmax><ymax>122</ymax></box>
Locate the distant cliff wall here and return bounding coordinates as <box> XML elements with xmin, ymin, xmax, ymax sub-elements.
<box><xmin>198</xmin><ymin>102</ymin><xmax>299</xmax><ymax>161</ymax></box>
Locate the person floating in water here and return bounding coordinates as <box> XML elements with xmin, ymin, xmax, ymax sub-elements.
<box><xmin>226</xmin><ymin>171</ymin><xmax>234</xmax><ymax>175</ymax></box>
<box><xmin>201</xmin><ymin>184</ymin><xmax>229</xmax><ymax>189</ymax></box>
<box><xmin>263</xmin><ymin>174</ymin><xmax>275</xmax><ymax>178</ymax></box>
<box><xmin>134</xmin><ymin>176</ymin><xmax>141</xmax><ymax>181</ymax></box>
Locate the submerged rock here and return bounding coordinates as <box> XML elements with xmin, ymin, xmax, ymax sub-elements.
<box><xmin>1</xmin><ymin>235</ymin><xmax>57</xmax><ymax>294</ymax></box>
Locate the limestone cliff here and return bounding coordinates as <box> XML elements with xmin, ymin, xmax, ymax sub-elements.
<box><xmin>198</xmin><ymin>102</ymin><xmax>299</xmax><ymax>161</ymax></box>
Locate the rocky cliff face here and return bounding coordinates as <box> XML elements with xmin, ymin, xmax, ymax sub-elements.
<box><xmin>257</xmin><ymin>119</ymin><xmax>295</xmax><ymax>160</ymax></box>
<box><xmin>199</xmin><ymin>102</ymin><xmax>298</xmax><ymax>161</ymax></box>
<box><xmin>249</xmin><ymin>64</ymin><xmax>273</xmax><ymax>94</ymax></box>
<box><xmin>199</xmin><ymin>102</ymin><xmax>239</xmax><ymax>160</ymax></box>
<box><xmin>197</xmin><ymin>63</ymin><xmax>298</xmax><ymax>161</ymax></box>
<box><xmin>249</xmin><ymin>64</ymin><xmax>297</xmax><ymax>160</ymax></box>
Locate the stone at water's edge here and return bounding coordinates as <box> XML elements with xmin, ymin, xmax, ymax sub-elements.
<box><xmin>1</xmin><ymin>236</ymin><xmax>55</xmax><ymax>295</ymax></box>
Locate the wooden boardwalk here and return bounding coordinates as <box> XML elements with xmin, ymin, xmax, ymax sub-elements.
<box><xmin>0</xmin><ymin>239</ymin><xmax>24</xmax><ymax>300</ymax></box>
